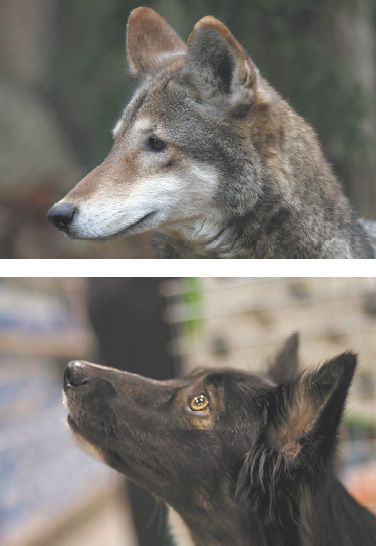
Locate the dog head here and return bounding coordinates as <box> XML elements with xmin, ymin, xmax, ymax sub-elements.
<box><xmin>48</xmin><ymin>7</ymin><xmax>273</xmax><ymax>240</ymax></box>
<box><xmin>63</xmin><ymin>340</ymin><xmax>356</xmax><ymax>528</ymax></box>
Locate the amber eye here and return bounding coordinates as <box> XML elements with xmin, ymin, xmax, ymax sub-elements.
<box><xmin>189</xmin><ymin>394</ymin><xmax>209</xmax><ymax>411</ymax></box>
<box><xmin>146</xmin><ymin>135</ymin><xmax>166</xmax><ymax>152</ymax></box>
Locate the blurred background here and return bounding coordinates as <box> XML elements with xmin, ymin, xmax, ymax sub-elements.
<box><xmin>1</xmin><ymin>0</ymin><xmax>376</xmax><ymax>258</ymax></box>
<box><xmin>0</xmin><ymin>277</ymin><xmax>375</xmax><ymax>546</ymax></box>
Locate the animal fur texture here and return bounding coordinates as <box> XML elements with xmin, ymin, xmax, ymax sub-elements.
<box><xmin>48</xmin><ymin>8</ymin><xmax>376</xmax><ymax>258</ymax></box>
<box><xmin>63</xmin><ymin>334</ymin><xmax>376</xmax><ymax>545</ymax></box>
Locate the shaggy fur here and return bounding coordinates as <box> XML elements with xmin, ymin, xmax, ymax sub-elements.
<box><xmin>48</xmin><ymin>8</ymin><xmax>376</xmax><ymax>258</ymax></box>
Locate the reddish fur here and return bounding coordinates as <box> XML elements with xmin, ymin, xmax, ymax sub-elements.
<box><xmin>127</xmin><ymin>7</ymin><xmax>186</xmax><ymax>74</ymax></box>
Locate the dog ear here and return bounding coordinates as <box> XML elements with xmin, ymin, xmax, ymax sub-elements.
<box><xmin>236</xmin><ymin>352</ymin><xmax>357</xmax><ymax>509</ymax></box>
<box><xmin>268</xmin><ymin>351</ymin><xmax>357</xmax><ymax>463</ymax></box>
<box><xmin>127</xmin><ymin>7</ymin><xmax>186</xmax><ymax>76</ymax></box>
<box><xmin>267</xmin><ymin>333</ymin><xmax>300</xmax><ymax>384</ymax></box>
<box><xmin>184</xmin><ymin>16</ymin><xmax>260</xmax><ymax>114</ymax></box>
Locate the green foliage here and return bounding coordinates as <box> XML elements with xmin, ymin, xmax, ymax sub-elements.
<box><xmin>182</xmin><ymin>277</ymin><xmax>203</xmax><ymax>337</ymax></box>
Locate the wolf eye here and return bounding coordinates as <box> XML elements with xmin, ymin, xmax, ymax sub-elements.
<box><xmin>189</xmin><ymin>394</ymin><xmax>209</xmax><ymax>411</ymax></box>
<box><xmin>146</xmin><ymin>135</ymin><xmax>166</xmax><ymax>152</ymax></box>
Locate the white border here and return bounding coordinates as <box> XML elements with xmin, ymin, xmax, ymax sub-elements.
<box><xmin>1</xmin><ymin>259</ymin><xmax>376</xmax><ymax>278</ymax></box>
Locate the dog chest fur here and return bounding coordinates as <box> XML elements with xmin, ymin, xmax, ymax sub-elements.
<box><xmin>168</xmin><ymin>508</ymin><xmax>195</xmax><ymax>546</ymax></box>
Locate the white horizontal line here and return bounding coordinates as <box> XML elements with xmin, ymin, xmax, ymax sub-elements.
<box><xmin>1</xmin><ymin>259</ymin><xmax>376</xmax><ymax>278</ymax></box>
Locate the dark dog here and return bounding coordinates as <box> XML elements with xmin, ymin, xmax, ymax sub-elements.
<box><xmin>63</xmin><ymin>336</ymin><xmax>376</xmax><ymax>545</ymax></box>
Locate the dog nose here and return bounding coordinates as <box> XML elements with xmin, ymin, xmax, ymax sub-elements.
<box><xmin>64</xmin><ymin>361</ymin><xmax>88</xmax><ymax>390</ymax></box>
<box><xmin>47</xmin><ymin>203</ymin><xmax>77</xmax><ymax>232</ymax></box>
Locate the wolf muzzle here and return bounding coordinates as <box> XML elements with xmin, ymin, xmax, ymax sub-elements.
<box><xmin>47</xmin><ymin>202</ymin><xmax>77</xmax><ymax>233</ymax></box>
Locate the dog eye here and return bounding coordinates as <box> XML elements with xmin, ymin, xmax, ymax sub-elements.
<box><xmin>189</xmin><ymin>394</ymin><xmax>209</xmax><ymax>411</ymax></box>
<box><xmin>146</xmin><ymin>135</ymin><xmax>167</xmax><ymax>152</ymax></box>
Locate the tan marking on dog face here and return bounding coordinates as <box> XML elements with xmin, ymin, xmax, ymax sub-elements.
<box><xmin>190</xmin><ymin>416</ymin><xmax>214</xmax><ymax>431</ymax></box>
<box><xmin>176</xmin><ymin>381</ymin><xmax>225</xmax><ymax>431</ymax></box>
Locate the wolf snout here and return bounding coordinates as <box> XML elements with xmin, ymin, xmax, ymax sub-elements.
<box><xmin>64</xmin><ymin>361</ymin><xmax>89</xmax><ymax>391</ymax></box>
<box><xmin>47</xmin><ymin>202</ymin><xmax>77</xmax><ymax>232</ymax></box>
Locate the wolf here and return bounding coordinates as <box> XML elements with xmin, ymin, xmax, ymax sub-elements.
<box><xmin>48</xmin><ymin>7</ymin><xmax>376</xmax><ymax>258</ymax></box>
<box><xmin>63</xmin><ymin>335</ymin><xmax>376</xmax><ymax>545</ymax></box>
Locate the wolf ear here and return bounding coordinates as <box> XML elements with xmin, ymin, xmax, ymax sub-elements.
<box><xmin>126</xmin><ymin>7</ymin><xmax>186</xmax><ymax>76</ymax></box>
<box><xmin>184</xmin><ymin>16</ymin><xmax>258</xmax><ymax>112</ymax></box>
<box><xmin>267</xmin><ymin>333</ymin><xmax>300</xmax><ymax>384</ymax></box>
<box><xmin>236</xmin><ymin>352</ymin><xmax>357</xmax><ymax>508</ymax></box>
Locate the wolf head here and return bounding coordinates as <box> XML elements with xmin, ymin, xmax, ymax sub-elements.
<box><xmin>63</xmin><ymin>337</ymin><xmax>357</xmax><ymax>539</ymax></box>
<box><xmin>48</xmin><ymin>7</ymin><xmax>276</xmax><ymax>241</ymax></box>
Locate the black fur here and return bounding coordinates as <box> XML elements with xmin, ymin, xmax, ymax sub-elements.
<box><xmin>266</xmin><ymin>332</ymin><xmax>300</xmax><ymax>384</ymax></box>
<box><xmin>64</xmin><ymin>342</ymin><xmax>376</xmax><ymax>546</ymax></box>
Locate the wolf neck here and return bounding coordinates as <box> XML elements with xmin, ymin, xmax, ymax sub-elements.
<box><xmin>154</xmin><ymin>101</ymin><xmax>375</xmax><ymax>258</ymax></box>
<box><xmin>156</xmin><ymin>189</ymin><xmax>374</xmax><ymax>259</ymax></box>
<box><xmin>154</xmin><ymin>167</ymin><xmax>375</xmax><ymax>257</ymax></box>
<box><xmin>157</xmin><ymin>216</ymin><xmax>242</xmax><ymax>259</ymax></box>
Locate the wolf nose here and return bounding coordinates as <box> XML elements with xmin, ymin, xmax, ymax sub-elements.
<box><xmin>47</xmin><ymin>203</ymin><xmax>77</xmax><ymax>232</ymax></box>
<box><xmin>64</xmin><ymin>361</ymin><xmax>88</xmax><ymax>390</ymax></box>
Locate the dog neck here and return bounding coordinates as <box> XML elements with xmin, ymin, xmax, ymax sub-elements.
<box><xmin>168</xmin><ymin>505</ymin><xmax>255</xmax><ymax>546</ymax></box>
<box><xmin>167</xmin><ymin>477</ymin><xmax>356</xmax><ymax>546</ymax></box>
<box><xmin>168</xmin><ymin>500</ymin><xmax>307</xmax><ymax>546</ymax></box>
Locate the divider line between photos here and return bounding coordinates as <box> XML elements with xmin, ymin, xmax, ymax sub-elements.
<box><xmin>1</xmin><ymin>259</ymin><xmax>376</xmax><ymax>278</ymax></box>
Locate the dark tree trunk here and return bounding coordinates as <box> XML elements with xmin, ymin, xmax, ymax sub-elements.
<box><xmin>87</xmin><ymin>278</ymin><xmax>180</xmax><ymax>546</ymax></box>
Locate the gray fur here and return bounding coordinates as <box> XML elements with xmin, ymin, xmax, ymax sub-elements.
<box><xmin>148</xmin><ymin>65</ymin><xmax>376</xmax><ymax>258</ymax></box>
<box><xmin>145</xmin><ymin>20</ymin><xmax>376</xmax><ymax>258</ymax></box>
<box><xmin>359</xmin><ymin>219</ymin><xmax>376</xmax><ymax>254</ymax></box>
<box><xmin>51</xmin><ymin>9</ymin><xmax>376</xmax><ymax>258</ymax></box>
